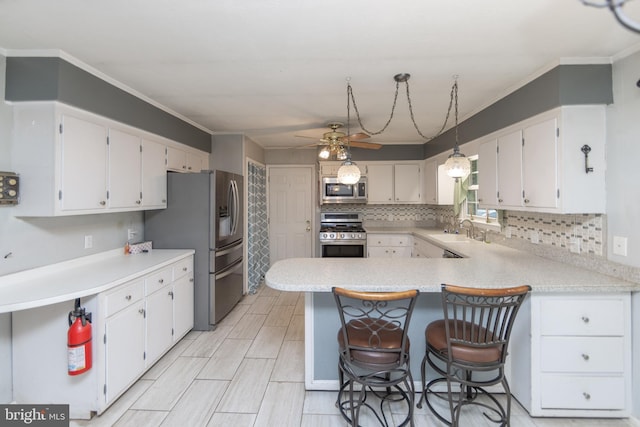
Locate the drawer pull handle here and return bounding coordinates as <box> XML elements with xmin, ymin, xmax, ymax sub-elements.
<box><xmin>190</xmin><ymin>278</ymin><xmax>194</xmax><ymax>282</ymax></box>
<box><xmin>183</xmin><ymin>267</ymin><xmax>187</xmax><ymax>271</ymax></box>
<box><xmin>168</xmin><ymin>291</ymin><xmax>174</xmax><ymax>297</ymax></box>
<box><xmin>125</xmin><ymin>295</ymin><xmax>132</xmax><ymax>301</ymax></box>
<box><xmin>581</xmin><ymin>353</ymin><xmax>590</xmax><ymax>361</ymax></box>
<box><xmin>138</xmin><ymin>308</ymin><xmax>145</xmax><ymax>315</ymax></box>
<box><xmin>581</xmin><ymin>316</ymin><xmax>590</xmax><ymax>323</ymax></box>
<box><xmin>583</xmin><ymin>392</ymin><xmax>591</xmax><ymax>400</ymax></box>
<box><xmin>158</xmin><ymin>279</ymin><xmax>164</xmax><ymax>284</ymax></box>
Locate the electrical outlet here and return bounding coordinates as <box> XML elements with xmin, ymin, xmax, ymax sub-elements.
<box><xmin>530</xmin><ymin>230</ymin><xmax>539</xmax><ymax>244</ymax></box>
<box><xmin>84</xmin><ymin>235</ymin><xmax>93</xmax><ymax>249</ymax></box>
<box><xmin>505</xmin><ymin>227</ymin><xmax>512</xmax><ymax>238</ymax></box>
<box><xmin>127</xmin><ymin>228</ymin><xmax>137</xmax><ymax>241</ymax></box>
<box><xmin>613</xmin><ymin>236</ymin><xmax>628</xmax><ymax>256</ymax></box>
<box><xmin>569</xmin><ymin>238</ymin><xmax>581</xmax><ymax>254</ymax></box>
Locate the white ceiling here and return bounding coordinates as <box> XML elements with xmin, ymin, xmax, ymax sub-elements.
<box><xmin>1</xmin><ymin>0</ymin><xmax>639</xmax><ymax>150</ymax></box>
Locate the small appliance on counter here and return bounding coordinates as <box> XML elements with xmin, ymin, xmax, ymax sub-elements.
<box><xmin>145</xmin><ymin>170</ymin><xmax>243</xmax><ymax>330</ymax></box>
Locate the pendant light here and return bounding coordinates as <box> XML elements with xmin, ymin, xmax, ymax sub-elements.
<box><xmin>580</xmin><ymin>0</ymin><xmax>640</xmax><ymax>33</ymax></box>
<box><xmin>337</xmin><ymin>78</ymin><xmax>361</xmax><ymax>184</ymax></box>
<box><xmin>443</xmin><ymin>80</ymin><xmax>471</xmax><ymax>179</ymax></box>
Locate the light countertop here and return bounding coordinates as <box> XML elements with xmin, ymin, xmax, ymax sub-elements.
<box><xmin>0</xmin><ymin>249</ymin><xmax>194</xmax><ymax>313</ymax></box>
<box><xmin>265</xmin><ymin>228</ymin><xmax>639</xmax><ymax>293</ymax></box>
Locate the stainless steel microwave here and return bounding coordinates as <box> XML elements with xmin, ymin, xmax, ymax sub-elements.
<box><xmin>321</xmin><ymin>176</ymin><xmax>367</xmax><ymax>204</ymax></box>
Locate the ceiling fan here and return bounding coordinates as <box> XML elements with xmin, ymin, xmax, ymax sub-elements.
<box><xmin>296</xmin><ymin>122</ymin><xmax>382</xmax><ymax>158</ymax></box>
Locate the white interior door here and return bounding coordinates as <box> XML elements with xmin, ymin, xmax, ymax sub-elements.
<box><xmin>268</xmin><ymin>166</ymin><xmax>314</xmax><ymax>264</ymax></box>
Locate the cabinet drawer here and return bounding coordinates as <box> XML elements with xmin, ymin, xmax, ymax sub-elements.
<box><xmin>368</xmin><ymin>235</ymin><xmax>411</xmax><ymax>247</ymax></box>
<box><xmin>145</xmin><ymin>266</ymin><xmax>172</xmax><ymax>295</ymax></box>
<box><xmin>173</xmin><ymin>257</ymin><xmax>192</xmax><ymax>280</ymax></box>
<box><xmin>539</xmin><ymin>298</ymin><xmax>624</xmax><ymax>336</ymax></box>
<box><xmin>540</xmin><ymin>374</ymin><xmax>625</xmax><ymax>410</ymax></box>
<box><xmin>104</xmin><ymin>280</ymin><xmax>144</xmax><ymax>317</ymax></box>
<box><xmin>540</xmin><ymin>336</ymin><xmax>624</xmax><ymax>373</ymax></box>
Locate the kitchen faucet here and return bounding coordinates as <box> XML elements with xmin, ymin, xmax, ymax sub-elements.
<box><xmin>459</xmin><ymin>219</ymin><xmax>475</xmax><ymax>239</ymax></box>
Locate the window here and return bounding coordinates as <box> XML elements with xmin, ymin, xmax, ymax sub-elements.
<box><xmin>465</xmin><ymin>156</ymin><xmax>498</xmax><ymax>223</ymax></box>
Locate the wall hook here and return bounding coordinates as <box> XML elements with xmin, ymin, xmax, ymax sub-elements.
<box><xmin>581</xmin><ymin>144</ymin><xmax>594</xmax><ymax>173</ymax></box>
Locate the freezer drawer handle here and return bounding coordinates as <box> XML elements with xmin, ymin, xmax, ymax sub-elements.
<box><xmin>215</xmin><ymin>258</ymin><xmax>243</xmax><ymax>280</ymax></box>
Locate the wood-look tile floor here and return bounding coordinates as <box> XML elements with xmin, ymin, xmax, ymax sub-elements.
<box><xmin>72</xmin><ymin>285</ymin><xmax>638</xmax><ymax>427</ymax></box>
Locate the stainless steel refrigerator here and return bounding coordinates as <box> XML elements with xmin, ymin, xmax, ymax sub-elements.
<box><xmin>144</xmin><ymin>170</ymin><xmax>244</xmax><ymax>330</ymax></box>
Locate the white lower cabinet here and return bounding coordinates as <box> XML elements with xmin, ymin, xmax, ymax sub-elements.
<box><xmin>412</xmin><ymin>236</ymin><xmax>444</xmax><ymax>258</ymax></box>
<box><xmin>367</xmin><ymin>234</ymin><xmax>412</xmax><ymax>258</ymax></box>
<box><xmin>11</xmin><ymin>254</ymin><xmax>194</xmax><ymax>419</ymax></box>
<box><xmin>511</xmin><ymin>292</ymin><xmax>631</xmax><ymax>418</ymax></box>
<box><xmin>104</xmin><ymin>284</ymin><xmax>145</xmax><ymax>403</ymax></box>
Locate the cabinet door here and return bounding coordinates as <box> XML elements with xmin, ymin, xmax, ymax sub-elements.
<box><xmin>60</xmin><ymin>114</ymin><xmax>108</xmax><ymax>211</ymax></box>
<box><xmin>478</xmin><ymin>139</ymin><xmax>498</xmax><ymax>207</ymax></box>
<box><xmin>173</xmin><ymin>273</ymin><xmax>194</xmax><ymax>340</ymax></box>
<box><xmin>186</xmin><ymin>152</ymin><xmax>204</xmax><ymax>173</ymax></box>
<box><xmin>523</xmin><ymin>118</ymin><xmax>558</xmax><ymax>209</ymax></box>
<box><xmin>394</xmin><ymin>163</ymin><xmax>421</xmax><ymax>203</ymax></box>
<box><xmin>497</xmin><ymin>129</ymin><xmax>523</xmax><ymax>208</ymax></box>
<box><xmin>108</xmin><ymin>128</ymin><xmax>142</xmax><ymax>209</ymax></box>
<box><xmin>105</xmin><ymin>302</ymin><xmax>145</xmax><ymax>403</ymax></box>
<box><xmin>367</xmin><ymin>246</ymin><xmax>392</xmax><ymax>258</ymax></box>
<box><xmin>166</xmin><ymin>146</ymin><xmax>186</xmax><ymax>172</ymax></box>
<box><xmin>142</xmin><ymin>138</ymin><xmax>167</xmax><ymax>208</ymax></box>
<box><xmin>367</xmin><ymin>163</ymin><xmax>394</xmax><ymax>203</ymax></box>
<box><xmin>423</xmin><ymin>159</ymin><xmax>437</xmax><ymax>204</ymax></box>
<box><xmin>145</xmin><ymin>288</ymin><xmax>174</xmax><ymax>365</ymax></box>
<box><xmin>437</xmin><ymin>165</ymin><xmax>454</xmax><ymax>205</ymax></box>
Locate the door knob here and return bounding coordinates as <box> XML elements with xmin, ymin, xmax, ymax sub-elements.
<box><xmin>306</xmin><ymin>227</ymin><xmax>311</xmax><ymax>232</ymax></box>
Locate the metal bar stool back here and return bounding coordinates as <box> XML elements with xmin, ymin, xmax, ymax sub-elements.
<box><xmin>417</xmin><ymin>284</ymin><xmax>531</xmax><ymax>426</ymax></box>
<box><xmin>332</xmin><ymin>287</ymin><xmax>420</xmax><ymax>427</ymax></box>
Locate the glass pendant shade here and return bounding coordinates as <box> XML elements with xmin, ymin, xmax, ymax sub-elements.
<box><xmin>336</xmin><ymin>147</ymin><xmax>348</xmax><ymax>160</ymax></box>
<box><xmin>318</xmin><ymin>146</ymin><xmax>331</xmax><ymax>159</ymax></box>
<box><xmin>445</xmin><ymin>149</ymin><xmax>471</xmax><ymax>179</ymax></box>
<box><xmin>337</xmin><ymin>160</ymin><xmax>361</xmax><ymax>184</ymax></box>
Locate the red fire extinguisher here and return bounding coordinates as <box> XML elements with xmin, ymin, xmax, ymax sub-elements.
<box><xmin>68</xmin><ymin>298</ymin><xmax>92</xmax><ymax>375</ymax></box>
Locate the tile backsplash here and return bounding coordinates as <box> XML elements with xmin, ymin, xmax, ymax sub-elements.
<box><xmin>322</xmin><ymin>204</ymin><xmax>606</xmax><ymax>257</ymax></box>
<box><xmin>503</xmin><ymin>212</ymin><xmax>605</xmax><ymax>256</ymax></box>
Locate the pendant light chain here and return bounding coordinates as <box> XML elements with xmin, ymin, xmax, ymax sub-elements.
<box><xmin>346</xmin><ymin>76</ymin><xmax>459</xmax><ymax>142</ymax></box>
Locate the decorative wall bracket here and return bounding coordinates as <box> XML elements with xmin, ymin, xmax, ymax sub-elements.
<box><xmin>581</xmin><ymin>144</ymin><xmax>594</xmax><ymax>174</ymax></box>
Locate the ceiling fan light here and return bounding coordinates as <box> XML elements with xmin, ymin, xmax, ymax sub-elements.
<box><xmin>337</xmin><ymin>160</ymin><xmax>361</xmax><ymax>184</ymax></box>
<box><xmin>336</xmin><ymin>147</ymin><xmax>348</xmax><ymax>160</ymax></box>
<box><xmin>318</xmin><ymin>146</ymin><xmax>331</xmax><ymax>159</ymax></box>
<box><xmin>444</xmin><ymin>149</ymin><xmax>471</xmax><ymax>179</ymax></box>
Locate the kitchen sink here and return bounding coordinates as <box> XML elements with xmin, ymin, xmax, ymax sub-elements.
<box><xmin>429</xmin><ymin>233</ymin><xmax>470</xmax><ymax>243</ymax></box>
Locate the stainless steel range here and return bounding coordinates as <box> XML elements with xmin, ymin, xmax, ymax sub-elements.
<box><xmin>319</xmin><ymin>212</ymin><xmax>366</xmax><ymax>257</ymax></box>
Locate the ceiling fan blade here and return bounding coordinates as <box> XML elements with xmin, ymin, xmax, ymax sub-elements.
<box><xmin>348</xmin><ymin>140</ymin><xmax>382</xmax><ymax>149</ymax></box>
<box><xmin>295</xmin><ymin>135</ymin><xmax>320</xmax><ymax>140</ymax></box>
<box><xmin>347</xmin><ymin>132</ymin><xmax>370</xmax><ymax>141</ymax></box>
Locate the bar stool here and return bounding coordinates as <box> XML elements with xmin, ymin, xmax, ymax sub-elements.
<box><xmin>417</xmin><ymin>284</ymin><xmax>530</xmax><ymax>426</ymax></box>
<box><xmin>332</xmin><ymin>287</ymin><xmax>420</xmax><ymax>427</ymax></box>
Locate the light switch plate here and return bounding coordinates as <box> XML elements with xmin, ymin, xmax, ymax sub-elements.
<box><xmin>613</xmin><ymin>236</ymin><xmax>628</xmax><ymax>256</ymax></box>
<box><xmin>569</xmin><ymin>238</ymin><xmax>581</xmax><ymax>254</ymax></box>
<box><xmin>530</xmin><ymin>230</ymin><xmax>539</xmax><ymax>244</ymax></box>
<box><xmin>84</xmin><ymin>235</ymin><xmax>93</xmax><ymax>249</ymax></box>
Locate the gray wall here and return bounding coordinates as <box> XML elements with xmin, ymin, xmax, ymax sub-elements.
<box><xmin>424</xmin><ymin>64</ymin><xmax>613</xmax><ymax>158</ymax></box>
<box><xmin>0</xmin><ymin>54</ymin><xmax>144</xmax><ymax>404</ymax></box>
<box><xmin>5</xmin><ymin>57</ymin><xmax>211</xmax><ymax>152</ymax></box>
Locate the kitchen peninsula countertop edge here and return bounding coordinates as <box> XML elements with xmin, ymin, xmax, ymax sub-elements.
<box><xmin>265</xmin><ymin>228</ymin><xmax>639</xmax><ymax>293</ymax></box>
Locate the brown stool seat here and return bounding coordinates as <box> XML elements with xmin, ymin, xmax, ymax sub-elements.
<box><xmin>426</xmin><ymin>319</ymin><xmax>501</xmax><ymax>364</ymax></box>
<box><xmin>332</xmin><ymin>287</ymin><xmax>419</xmax><ymax>426</ymax></box>
<box><xmin>337</xmin><ymin>318</ymin><xmax>410</xmax><ymax>365</ymax></box>
<box><xmin>417</xmin><ymin>284</ymin><xmax>531</xmax><ymax>426</ymax></box>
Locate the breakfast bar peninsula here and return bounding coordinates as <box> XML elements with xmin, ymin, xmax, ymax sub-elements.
<box><xmin>264</xmin><ymin>229</ymin><xmax>638</xmax><ymax>418</ymax></box>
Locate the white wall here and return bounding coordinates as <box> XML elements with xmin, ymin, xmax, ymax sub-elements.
<box><xmin>0</xmin><ymin>54</ymin><xmax>144</xmax><ymax>403</ymax></box>
<box><xmin>607</xmin><ymin>48</ymin><xmax>640</xmax><ymax>417</ymax></box>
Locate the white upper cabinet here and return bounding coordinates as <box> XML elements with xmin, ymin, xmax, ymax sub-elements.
<box><xmin>522</xmin><ymin>118</ymin><xmax>558</xmax><ymax>209</ymax></box>
<box><xmin>477</xmin><ymin>139</ymin><xmax>498</xmax><ymax>207</ymax></box>
<box><xmin>367</xmin><ymin>163</ymin><xmax>394</xmax><ymax>203</ymax></box>
<box><xmin>11</xmin><ymin>102</ymin><xmax>205</xmax><ymax>216</ymax></box>
<box><xmin>367</xmin><ymin>162</ymin><xmax>422</xmax><ymax>204</ymax></box>
<box><xmin>497</xmin><ymin>129</ymin><xmax>523</xmax><ymax>209</ymax></box>
<box><xmin>167</xmin><ymin>145</ymin><xmax>207</xmax><ymax>173</ymax></box>
<box><xmin>477</xmin><ymin>105</ymin><xmax>606</xmax><ymax>214</ymax></box>
<box><xmin>423</xmin><ymin>159</ymin><xmax>454</xmax><ymax>205</ymax></box>
<box><xmin>108</xmin><ymin>127</ymin><xmax>142</xmax><ymax>209</ymax></box>
<box><xmin>141</xmin><ymin>138</ymin><xmax>168</xmax><ymax>209</ymax></box>
<box><xmin>60</xmin><ymin>114</ymin><xmax>109</xmax><ymax>212</ymax></box>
